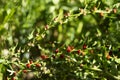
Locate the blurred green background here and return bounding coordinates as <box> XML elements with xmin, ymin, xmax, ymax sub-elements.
<box><xmin>0</xmin><ymin>0</ymin><xmax>120</xmax><ymax>50</ymax></box>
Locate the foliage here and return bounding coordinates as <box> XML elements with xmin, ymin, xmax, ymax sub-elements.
<box><xmin>0</xmin><ymin>0</ymin><xmax>120</xmax><ymax>80</ymax></box>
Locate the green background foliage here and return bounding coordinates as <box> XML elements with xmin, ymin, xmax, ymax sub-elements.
<box><xmin>0</xmin><ymin>0</ymin><xmax>120</xmax><ymax>80</ymax></box>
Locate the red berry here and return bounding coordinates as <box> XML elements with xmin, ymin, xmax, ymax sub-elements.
<box><xmin>40</xmin><ymin>54</ymin><xmax>48</xmax><ymax>60</ymax></box>
<box><xmin>11</xmin><ymin>77</ymin><xmax>15</xmax><ymax>80</ymax></box>
<box><xmin>60</xmin><ymin>54</ymin><xmax>64</xmax><ymax>59</ymax></box>
<box><xmin>55</xmin><ymin>48</ymin><xmax>59</xmax><ymax>53</ymax></box>
<box><xmin>67</xmin><ymin>46</ymin><xmax>72</xmax><ymax>52</ymax></box>
<box><xmin>26</xmin><ymin>63</ymin><xmax>30</xmax><ymax>68</ymax></box>
<box><xmin>13</xmin><ymin>72</ymin><xmax>16</xmax><ymax>76</ymax></box>
<box><xmin>40</xmin><ymin>55</ymin><xmax>46</xmax><ymax>60</ymax></box>
<box><xmin>35</xmin><ymin>63</ymin><xmax>41</xmax><ymax>68</ymax></box>
<box><xmin>23</xmin><ymin>70</ymin><xmax>27</xmax><ymax>73</ymax></box>
<box><xmin>83</xmin><ymin>44</ymin><xmax>87</xmax><ymax>49</ymax></box>
<box><xmin>77</xmin><ymin>50</ymin><xmax>80</xmax><ymax>54</ymax></box>
<box><xmin>29</xmin><ymin>59</ymin><xmax>33</xmax><ymax>64</ymax></box>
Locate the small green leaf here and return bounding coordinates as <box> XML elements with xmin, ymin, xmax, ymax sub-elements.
<box><xmin>92</xmin><ymin>41</ymin><xmax>97</xmax><ymax>46</ymax></box>
<box><xmin>115</xmin><ymin>58</ymin><xmax>120</xmax><ymax>64</ymax></box>
<box><xmin>0</xmin><ymin>59</ymin><xmax>5</xmax><ymax>63</ymax></box>
<box><xmin>97</xmin><ymin>28</ymin><xmax>102</xmax><ymax>36</ymax></box>
<box><xmin>77</xmin><ymin>21</ymin><xmax>83</xmax><ymax>34</ymax></box>
<box><xmin>28</xmin><ymin>30</ymin><xmax>34</xmax><ymax>40</ymax></box>
<box><xmin>3</xmin><ymin>9</ymin><xmax>15</xmax><ymax>23</ymax></box>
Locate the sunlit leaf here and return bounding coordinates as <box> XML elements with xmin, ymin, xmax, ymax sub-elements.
<box><xmin>77</xmin><ymin>21</ymin><xmax>83</xmax><ymax>34</ymax></box>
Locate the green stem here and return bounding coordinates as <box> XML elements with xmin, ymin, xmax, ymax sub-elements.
<box><xmin>105</xmin><ymin>71</ymin><xmax>119</xmax><ymax>80</ymax></box>
<box><xmin>83</xmin><ymin>66</ymin><xmax>119</xmax><ymax>80</ymax></box>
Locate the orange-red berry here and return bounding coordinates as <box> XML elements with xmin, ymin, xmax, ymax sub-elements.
<box><xmin>35</xmin><ymin>63</ymin><xmax>41</xmax><ymax>68</ymax></box>
<box><xmin>83</xmin><ymin>44</ymin><xmax>87</xmax><ymax>49</ymax></box>
<box><xmin>29</xmin><ymin>59</ymin><xmax>33</xmax><ymax>64</ymax></box>
<box><xmin>23</xmin><ymin>70</ymin><xmax>27</xmax><ymax>73</ymax></box>
<box><xmin>67</xmin><ymin>46</ymin><xmax>72</xmax><ymax>52</ymax></box>
<box><xmin>11</xmin><ymin>77</ymin><xmax>15</xmax><ymax>80</ymax></box>
<box><xmin>26</xmin><ymin>63</ymin><xmax>30</xmax><ymax>68</ymax></box>
<box><xmin>77</xmin><ymin>50</ymin><xmax>80</xmax><ymax>54</ymax></box>
<box><xmin>13</xmin><ymin>72</ymin><xmax>16</xmax><ymax>76</ymax></box>
<box><xmin>55</xmin><ymin>48</ymin><xmax>59</xmax><ymax>53</ymax></box>
<box><xmin>40</xmin><ymin>54</ymin><xmax>48</xmax><ymax>60</ymax></box>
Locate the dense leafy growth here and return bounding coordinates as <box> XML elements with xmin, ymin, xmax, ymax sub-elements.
<box><xmin>0</xmin><ymin>0</ymin><xmax>120</xmax><ymax>80</ymax></box>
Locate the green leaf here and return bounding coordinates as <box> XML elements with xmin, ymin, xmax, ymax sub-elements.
<box><xmin>0</xmin><ymin>59</ymin><xmax>5</xmax><ymax>63</ymax></box>
<box><xmin>77</xmin><ymin>21</ymin><xmax>83</xmax><ymax>34</ymax></box>
<box><xmin>96</xmin><ymin>28</ymin><xmax>102</xmax><ymax>36</ymax></box>
<box><xmin>3</xmin><ymin>9</ymin><xmax>15</xmax><ymax>23</ymax></box>
<box><xmin>28</xmin><ymin>30</ymin><xmax>34</xmax><ymax>40</ymax></box>
<box><xmin>115</xmin><ymin>58</ymin><xmax>120</xmax><ymax>64</ymax></box>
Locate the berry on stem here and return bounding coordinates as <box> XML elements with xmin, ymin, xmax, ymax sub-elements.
<box><xmin>67</xmin><ymin>46</ymin><xmax>72</xmax><ymax>52</ymax></box>
<box><xmin>23</xmin><ymin>70</ymin><xmax>27</xmax><ymax>73</ymax></box>
<box><xmin>83</xmin><ymin>44</ymin><xmax>87</xmax><ymax>49</ymax></box>
<box><xmin>13</xmin><ymin>72</ymin><xmax>16</xmax><ymax>76</ymax></box>
<box><xmin>35</xmin><ymin>63</ymin><xmax>41</xmax><ymax>68</ymax></box>
<box><xmin>77</xmin><ymin>49</ymin><xmax>80</xmax><ymax>55</ymax></box>
<box><xmin>29</xmin><ymin>59</ymin><xmax>33</xmax><ymax>64</ymax></box>
<box><xmin>55</xmin><ymin>48</ymin><xmax>59</xmax><ymax>53</ymax></box>
<box><xmin>26</xmin><ymin>63</ymin><xmax>30</xmax><ymax>68</ymax></box>
<box><xmin>40</xmin><ymin>54</ymin><xmax>48</xmax><ymax>60</ymax></box>
<box><xmin>11</xmin><ymin>77</ymin><xmax>15</xmax><ymax>80</ymax></box>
